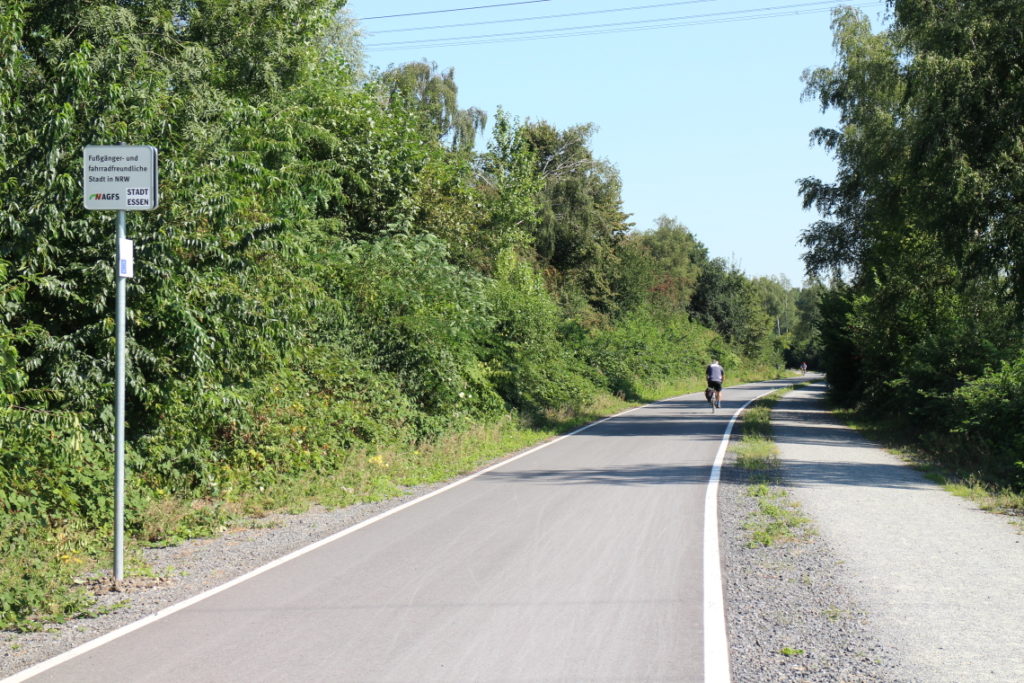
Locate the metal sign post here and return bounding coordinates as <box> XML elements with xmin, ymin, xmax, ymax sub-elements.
<box><xmin>114</xmin><ymin>209</ymin><xmax>127</xmax><ymax>583</ymax></box>
<box><xmin>83</xmin><ymin>144</ymin><xmax>158</xmax><ymax>584</ymax></box>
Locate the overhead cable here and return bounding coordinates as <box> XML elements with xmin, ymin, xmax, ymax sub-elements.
<box><xmin>365</xmin><ymin>0</ymin><xmax>883</xmax><ymax>50</ymax></box>
<box><xmin>369</xmin><ymin>0</ymin><xmax>719</xmax><ymax>34</ymax></box>
<box><xmin>363</xmin><ymin>0</ymin><xmax>552</xmax><ymax>21</ymax></box>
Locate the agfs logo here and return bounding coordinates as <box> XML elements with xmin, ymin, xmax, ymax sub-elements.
<box><xmin>90</xmin><ymin>193</ymin><xmax>120</xmax><ymax>201</ymax></box>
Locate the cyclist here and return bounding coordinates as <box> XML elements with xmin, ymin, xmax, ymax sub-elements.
<box><xmin>706</xmin><ymin>359</ymin><xmax>724</xmax><ymax>409</ymax></box>
<box><xmin>800</xmin><ymin>361</ymin><xmax>808</xmax><ymax>375</ymax></box>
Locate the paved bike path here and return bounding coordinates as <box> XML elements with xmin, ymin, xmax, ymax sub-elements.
<box><xmin>11</xmin><ymin>379</ymin><xmax>803</xmax><ymax>682</ymax></box>
<box><xmin>772</xmin><ymin>383</ymin><xmax>1024</xmax><ymax>682</ymax></box>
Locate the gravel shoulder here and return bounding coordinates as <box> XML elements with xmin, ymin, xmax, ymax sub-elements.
<box><xmin>719</xmin><ymin>435</ymin><xmax>912</xmax><ymax>682</ymax></box>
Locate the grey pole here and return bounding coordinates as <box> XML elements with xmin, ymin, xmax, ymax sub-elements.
<box><xmin>114</xmin><ymin>208</ymin><xmax>127</xmax><ymax>584</ymax></box>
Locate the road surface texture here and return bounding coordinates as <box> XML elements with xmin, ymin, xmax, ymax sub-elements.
<box><xmin>770</xmin><ymin>383</ymin><xmax>1024</xmax><ymax>682</ymax></box>
<box><xmin>12</xmin><ymin>379</ymin><xmax>799</xmax><ymax>682</ymax></box>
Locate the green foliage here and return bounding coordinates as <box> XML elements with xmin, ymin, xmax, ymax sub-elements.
<box><xmin>744</xmin><ymin>487</ymin><xmax>811</xmax><ymax>548</ymax></box>
<box><xmin>815</xmin><ymin>284</ymin><xmax>861</xmax><ymax>403</ymax></box>
<box><xmin>691</xmin><ymin>258</ymin><xmax>774</xmax><ymax>359</ymax></box>
<box><xmin>785</xmin><ymin>281</ymin><xmax>826</xmax><ymax>369</ymax></box>
<box><xmin>378</xmin><ymin>60</ymin><xmax>487</xmax><ymax>153</ymax></box>
<box><xmin>751</xmin><ymin>276</ymin><xmax>797</xmax><ymax>337</ymax></box>
<box><xmin>0</xmin><ymin>0</ymin><xmax>789</xmax><ymax>630</ymax></box>
<box><xmin>0</xmin><ymin>386</ymin><xmax>120</xmax><ymax>629</ymax></box>
<box><xmin>474</xmin><ymin>108</ymin><xmax>543</xmax><ymax>255</ymax></box>
<box><xmin>614</xmin><ymin>216</ymin><xmax>706</xmax><ymax>314</ymax></box>
<box><xmin>520</xmin><ymin>120</ymin><xmax>631</xmax><ymax>311</ymax></box>
<box><xmin>583</xmin><ymin>307</ymin><xmax>709</xmax><ymax>400</ymax></box>
<box><xmin>892</xmin><ymin>0</ymin><xmax>1024</xmax><ymax>310</ymax></box>
<box><xmin>330</xmin><ymin>233</ymin><xmax>504</xmax><ymax>423</ymax></box>
<box><xmin>183</xmin><ymin>0</ymin><xmax>345</xmax><ymax>96</ymax></box>
<box><xmin>951</xmin><ymin>354</ymin><xmax>1024</xmax><ymax>484</ymax></box>
<box><xmin>801</xmin><ymin>4</ymin><xmax>1024</xmax><ymax>489</ymax></box>
<box><xmin>485</xmin><ymin>248</ymin><xmax>596</xmax><ymax>414</ymax></box>
<box><xmin>0</xmin><ymin>517</ymin><xmax>98</xmax><ymax>631</ymax></box>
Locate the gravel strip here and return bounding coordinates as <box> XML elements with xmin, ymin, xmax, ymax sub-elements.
<box><xmin>718</xmin><ymin>457</ymin><xmax>915</xmax><ymax>682</ymax></box>
<box><xmin>4</xmin><ymin>427</ymin><xmax>916</xmax><ymax>681</ymax></box>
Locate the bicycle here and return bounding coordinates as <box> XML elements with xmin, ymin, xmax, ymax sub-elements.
<box><xmin>705</xmin><ymin>386</ymin><xmax>717</xmax><ymax>413</ymax></box>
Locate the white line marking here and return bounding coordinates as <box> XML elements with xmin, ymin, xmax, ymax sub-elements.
<box><xmin>8</xmin><ymin>385</ymin><xmax>778</xmax><ymax>683</ymax></box>
<box><xmin>5</xmin><ymin>402</ymin><xmax>657</xmax><ymax>682</ymax></box>
<box><xmin>703</xmin><ymin>390</ymin><xmax>771</xmax><ymax>683</ymax></box>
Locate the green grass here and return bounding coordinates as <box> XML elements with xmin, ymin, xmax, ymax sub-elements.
<box><xmin>731</xmin><ymin>436</ymin><xmax>779</xmax><ymax>472</ymax></box>
<box><xmin>833</xmin><ymin>407</ymin><xmax>1024</xmax><ymax>520</ymax></box>
<box><xmin>824</xmin><ymin>606</ymin><xmax>848</xmax><ymax>622</ymax></box>
<box><xmin>743</xmin><ymin>484</ymin><xmax>812</xmax><ymax>548</ymax></box>
<box><xmin>732</xmin><ymin>389</ymin><xmax>788</xmax><ymax>474</ymax></box>
<box><xmin>732</xmin><ymin>385</ymin><xmax>815</xmax><ymax>546</ymax></box>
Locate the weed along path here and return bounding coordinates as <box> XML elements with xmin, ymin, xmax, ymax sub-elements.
<box><xmin>771</xmin><ymin>383</ymin><xmax>1024</xmax><ymax>683</ymax></box>
<box><xmin>12</xmin><ymin>378</ymin><xmax>803</xmax><ymax>683</ymax></box>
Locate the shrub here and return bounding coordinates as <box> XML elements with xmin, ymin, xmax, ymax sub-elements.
<box><xmin>951</xmin><ymin>354</ymin><xmax>1024</xmax><ymax>486</ymax></box>
<box><xmin>485</xmin><ymin>249</ymin><xmax>596</xmax><ymax>414</ymax></box>
<box><xmin>330</xmin><ymin>233</ymin><xmax>504</xmax><ymax>423</ymax></box>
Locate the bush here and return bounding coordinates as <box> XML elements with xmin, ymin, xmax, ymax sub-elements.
<box><xmin>951</xmin><ymin>354</ymin><xmax>1024</xmax><ymax>486</ymax></box>
<box><xmin>584</xmin><ymin>308</ymin><xmax>708</xmax><ymax>399</ymax></box>
<box><xmin>485</xmin><ymin>249</ymin><xmax>596</xmax><ymax>414</ymax></box>
<box><xmin>0</xmin><ymin>407</ymin><xmax>122</xmax><ymax>630</ymax></box>
<box><xmin>330</xmin><ymin>233</ymin><xmax>504</xmax><ymax>424</ymax></box>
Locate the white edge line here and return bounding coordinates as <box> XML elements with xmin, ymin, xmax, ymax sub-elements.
<box><xmin>5</xmin><ymin>400</ymin><xmax>663</xmax><ymax>683</ymax></box>
<box><xmin>10</xmin><ymin>384</ymin><xmax>782</xmax><ymax>683</ymax></box>
<box><xmin>703</xmin><ymin>390</ymin><xmax>773</xmax><ymax>683</ymax></box>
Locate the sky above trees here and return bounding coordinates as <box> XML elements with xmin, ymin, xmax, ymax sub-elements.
<box><xmin>347</xmin><ymin>0</ymin><xmax>890</xmax><ymax>285</ymax></box>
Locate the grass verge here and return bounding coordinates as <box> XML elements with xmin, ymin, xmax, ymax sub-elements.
<box><xmin>833</xmin><ymin>407</ymin><xmax>1024</xmax><ymax>521</ymax></box>
<box><xmin>731</xmin><ymin>385</ymin><xmax>814</xmax><ymax>547</ymax></box>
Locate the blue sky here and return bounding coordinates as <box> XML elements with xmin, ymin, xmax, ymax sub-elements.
<box><xmin>345</xmin><ymin>0</ymin><xmax>889</xmax><ymax>287</ymax></box>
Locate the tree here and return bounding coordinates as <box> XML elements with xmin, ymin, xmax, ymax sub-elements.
<box><xmin>751</xmin><ymin>275</ymin><xmax>798</xmax><ymax>336</ymax></box>
<box><xmin>469</xmin><ymin>108</ymin><xmax>543</xmax><ymax>267</ymax></box>
<box><xmin>786</xmin><ymin>280</ymin><xmax>826</xmax><ymax>369</ymax></box>
<box><xmin>0</xmin><ymin>0</ymin><xmax>428</xmax><ymax>430</ymax></box>
<box><xmin>614</xmin><ymin>216</ymin><xmax>706</xmax><ymax>314</ymax></box>
<box><xmin>519</xmin><ymin>120</ymin><xmax>632</xmax><ymax>312</ymax></box>
<box><xmin>799</xmin><ymin>2</ymin><xmax>1021</xmax><ymax>439</ymax></box>
<box><xmin>324</xmin><ymin>6</ymin><xmax>366</xmax><ymax>79</ymax></box>
<box><xmin>690</xmin><ymin>258</ymin><xmax>773</xmax><ymax>357</ymax></box>
<box><xmin>377</xmin><ymin>61</ymin><xmax>487</xmax><ymax>153</ymax></box>
<box><xmin>892</xmin><ymin>0</ymin><xmax>1024</xmax><ymax>313</ymax></box>
<box><xmin>799</xmin><ymin>6</ymin><xmax>907</xmax><ymax>284</ymax></box>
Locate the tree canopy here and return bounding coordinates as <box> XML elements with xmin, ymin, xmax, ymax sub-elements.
<box><xmin>801</xmin><ymin>2</ymin><xmax>1024</xmax><ymax>487</ymax></box>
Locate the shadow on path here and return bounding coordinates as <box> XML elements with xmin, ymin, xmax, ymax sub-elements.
<box><xmin>480</xmin><ymin>463</ymin><xmax>712</xmax><ymax>487</ymax></box>
<box><xmin>772</xmin><ymin>383</ymin><xmax>933</xmax><ymax>492</ymax></box>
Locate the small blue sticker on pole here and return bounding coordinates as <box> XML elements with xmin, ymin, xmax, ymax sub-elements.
<box><xmin>118</xmin><ymin>238</ymin><xmax>134</xmax><ymax>278</ymax></box>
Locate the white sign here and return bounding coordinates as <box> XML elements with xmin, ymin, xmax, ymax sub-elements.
<box><xmin>118</xmin><ymin>238</ymin><xmax>134</xmax><ymax>278</ymax></box>
<box><xmin>83</xmin><ymin>145</ymin><xmax>159</xmax><ymax>211</ymax></box>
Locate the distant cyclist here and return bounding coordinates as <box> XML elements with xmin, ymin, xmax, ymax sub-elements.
<box><xmin>706</xmin><ymin>359</ymin><xmax>724</xmax><ymax>409</ymax></box>
<box><xmin>800</xmin><ymin>361</ymin><xmax>808</xmax><ymax>375</ymax></box>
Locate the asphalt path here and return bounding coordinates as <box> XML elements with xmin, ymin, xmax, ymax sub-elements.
<box><xmin>22</xmin><ymin>378</ymin><xmax>802</xmax><ymax>683</ymax></box>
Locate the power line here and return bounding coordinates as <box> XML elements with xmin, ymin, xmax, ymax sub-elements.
<box><xmin>368</xmin><ymin>0</ymin><xmax>719</xmax><ymax>35</ymax></box>
<box><xmin>363</xmin><ymin>0</ymin><xmax>553</xmax><ymax>21</ymax></box>
<box><xmin>365</xmin><ymin>1</ymin><xmax>882</xmax><ymax>50</ymax></box>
